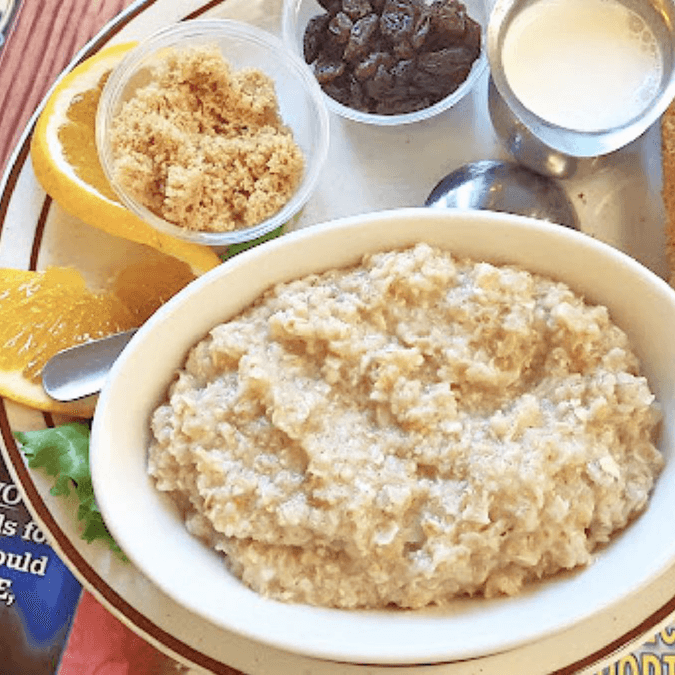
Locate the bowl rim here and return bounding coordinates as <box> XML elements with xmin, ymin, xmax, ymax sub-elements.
<box><xmin>280</xmin><ymin>0</ymin><xmax>490</xmax><ymax>126</ymax></box>
<box><xmin>91</xmin><ymin>207</ymin><xmax>675</xmax><ymax>664</ymax></box>
<box><xmin>95</xmin><ymin>18</ymin><xmax>330</xmax><ymax>246</ymax></box>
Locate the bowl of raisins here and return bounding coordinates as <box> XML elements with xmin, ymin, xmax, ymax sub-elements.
<box><xmin>282</xmin><ymin>0</ymin><xmax>489</xmax><ymax>125</ymax></box>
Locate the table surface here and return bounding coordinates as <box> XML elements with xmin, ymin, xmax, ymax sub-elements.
<box><xmin>1</xmin><ymin>1</ymin><xmax>674</xmax><ymax>674</ymax></box>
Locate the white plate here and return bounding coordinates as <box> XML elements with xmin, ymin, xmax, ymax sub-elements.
<box><xmin>1</xmin><ymin>0</ymin><xmax>673</xmax><ymax>673</ymax></box>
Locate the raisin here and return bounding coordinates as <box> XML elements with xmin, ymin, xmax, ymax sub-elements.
<box><xmin>392</xmin><ymin>39</ymin><xmax>415</xmax><ymax>59</ymax></box>
<box><xmin>379</xmin><ymin>0</ymin><xmax>417</xmax><ymax>41</ymax></box>
<box><xmin>314</xmin><ymin>53</ymin><xmax>346</xmax><ymax>83</ymax></box>
<box><xmin>329</xmin><ymin>12</ymin><xmax>354</xmax><ymax>43</ymax></box>
<box><xmin>410</xmin><ymin>67</ymin><xmax>452</xmax><ymax>96</ymax></box>
<box><xmin>318</xmin><ymin>0</ymin><xmax>342</xmax><ymax>13</ymax></box>
<box><xmin>304</xmin><ymin>14</ymin><xmax>331</xmax><ymax>64</ymax></box>
<box><xmin>389</xmin><ymin>58</ymin><xmax>415</xmax><ymax>88</ymax></box>
<box><xmin>388</xmin><ymin>69</ymin><xmax>414</xmax><ymax>100</ymax></box>
<box><xmin>364</xmin><ymin>63</ymin><xmax>394</xmax><ymax>100</ymax></box>
<box><xmin>354</xmin><ymin>51</ymin><xmax>393</xmax><ymax>80</ymax></box>
<box><xmin>426</xmin><ymin>0</ymin><xmax>467</xmax><ymax>50</ymax></box>
<box><xmin>342</xmin><ymin>0</ymin><xmax>372</xmax><ymax>20</ymax></box>
<box><xmin>344</xmin><ymin>13</ymin><xmax>380</xmax><ymax>62</ymax></box>
<box><xmin>444</xmin><ymin>64</ymin><xmax>472</xmax><ymax>89</ymax></box>
<box><xmin>347</xmin><ymin>75</ymin><xmax>368</xmax><ymax>110</ymax></box>
<box><xmin>411</xmin><ymin>10</ymin><xmax>431</xmax><ymax>50</ymax></box>
<box><xmin>418</xmin><ymin>46</ymin><xmax>476</xmax><ymax>75</ymax></box>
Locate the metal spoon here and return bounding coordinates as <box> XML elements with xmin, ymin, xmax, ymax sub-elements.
<box><xmin>425</xmin><ymin>159</ymin><xmax>579</xmax><ymax>230</ymax></box>
<box><xmin>42</xmin><ymin>329</ymin><xmax>137</xmax><ymax>402</ymax></box>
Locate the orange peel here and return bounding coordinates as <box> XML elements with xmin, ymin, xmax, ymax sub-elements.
<box><xmin>30</xmin><ymin>42</ymin><xmax>221</xmax><ymax>276</ymax></box>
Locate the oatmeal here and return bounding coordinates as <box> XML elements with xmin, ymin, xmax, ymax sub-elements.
<box><xmin>109</xmin><ymin>46</ymin><xmax>304</xmax><ymax>233</ymax></box>
<box><xmin>148</xmin><ymin>243</ymin><xmax>663</xmax><ymax>609</ymax></box>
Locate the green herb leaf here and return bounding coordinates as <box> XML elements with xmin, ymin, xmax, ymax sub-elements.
<box><xmin>220</xmin><ymin>223</ymin><xmax>286</xmax><ymax>262</ymax></box>
<box><xmin>14</xmin><ymin>422</ymin><xmax>127</xmax><ymax>561</ymax></box>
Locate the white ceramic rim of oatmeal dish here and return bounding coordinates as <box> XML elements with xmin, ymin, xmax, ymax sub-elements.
<box><xmin>280</xmin><ymin>0</ymin><xmax>490</xmax><ymax>126</ymax></box>
<box><xmin>90</xmin><ymin>207</ymin><xmax>675</xmax><ymax>665</ymax></box>
<box><xmin>95</xmin><ymin>19</ymin><xmax>330</xmax><ymax>246</ymax></box>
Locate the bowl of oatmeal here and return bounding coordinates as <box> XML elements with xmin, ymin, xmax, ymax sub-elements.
<box><xmin>90</xmin><ymin>208</ymin><xmax>675</xmax><ymax>664</ymax></box>
<box><xmin>96</xmin><ymin>20</ymin><xmax>330</xmax><ymax>246</ymax></box>
<box><xmin>281</xmin><ymin>0</ymin><xmax>490</xmax><ymax>125</ymax></box>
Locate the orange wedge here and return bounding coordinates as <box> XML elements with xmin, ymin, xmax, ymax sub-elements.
<box><xmin>109</xmin><ymin>256</ymin><xmax>196</xmax><ymax>324</ymax></box>
<box><xmin>0</xmin><ymin>267</ymin><xmax>136</xmax><ymax>416</ymax></box>
<box><xmin>0</xmin><ymin>257</ymin><xmax>195</xmax><ymax>417</ymax></box>
<box><xmin>30</xmin><ymin>42</ymin><xmax>221</xmax><ymax>276</ymax></box>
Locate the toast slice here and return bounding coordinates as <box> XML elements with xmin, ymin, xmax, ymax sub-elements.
<box><xmin>662</xmin><ymin>100</ymin><xmax>675</xmax><ymax>285</ymax></box>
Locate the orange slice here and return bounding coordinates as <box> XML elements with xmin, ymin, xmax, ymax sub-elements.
<box><xmin>30</xmin><ymin>42</ymin><xmax>221</xmax><ymax>276</ymax></box>
<box><xmin>0</xmin><ymin>267</ymin><xmax>136</xmax><ymax>416</ymax></box>
<box><xmin>0</xmin><ymin>257</ymin><xmax>196</xmax><ymax>417</ymax></box>
<box><xmin>109</xmin><ymin>256</ymin><xmax>196</xmax><ymax>323</ymax></box>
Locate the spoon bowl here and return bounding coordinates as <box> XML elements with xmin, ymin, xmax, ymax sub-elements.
<box><xmin>425</xmin><ymin>159</ymin><xmax>580</xmax><ymax>230</ymax></box>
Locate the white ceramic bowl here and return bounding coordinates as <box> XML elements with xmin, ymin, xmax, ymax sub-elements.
<box><xmin>281</xmin><ymin>0</ymin><xmax>490</xmax><ymax>125</ymax></box>
<box><xmin>96</xmin><ymin>20</ymin><xmax>330</xmax><ymax>247</ymax></box>
<box><xmin>91</xmin><ymin>208</ymin><xmax>675</xmax><ymax>664</ymax></box>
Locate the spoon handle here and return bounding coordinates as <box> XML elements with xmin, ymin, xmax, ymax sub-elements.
<box><xmin>42</xmin><ymin>329</ymin><xmax>138</xmax><ymax>402</ymax></box>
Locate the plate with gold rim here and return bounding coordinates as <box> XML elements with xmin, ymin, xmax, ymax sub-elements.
<box><xmin>0</xmin><ymin>0</ymin><xmax>673</xmax><ymax>672</ymax></box>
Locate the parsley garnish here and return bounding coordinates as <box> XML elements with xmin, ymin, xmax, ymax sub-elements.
<box><xmin>14</xmin><ymin>422</ymin><xmax>126</xmax><ymax>561</ymax></box>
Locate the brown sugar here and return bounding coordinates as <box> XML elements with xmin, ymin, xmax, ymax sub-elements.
<box><xmin>109</xmin><ymin>45</ymin><xmax>305</xmax><ymax>233</ymax></box>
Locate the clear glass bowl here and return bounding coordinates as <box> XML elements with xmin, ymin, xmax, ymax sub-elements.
<box><xmin>96</xmin><ymin>19</ymin><xmax>330</xmax><ymax>247</ymax></box>
<box><xmin>282</xmin><ymin>0</ymin><xmax>490</xmax><ymax>126</ymax></box>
